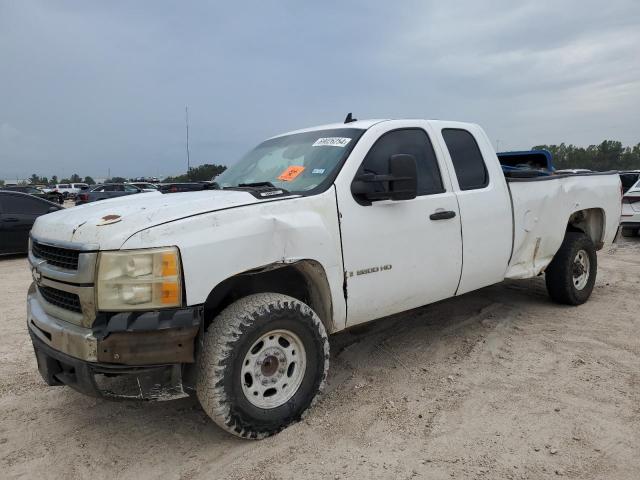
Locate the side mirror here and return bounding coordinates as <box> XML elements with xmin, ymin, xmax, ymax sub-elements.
<box><xmin>351</xmin><ymin>154</ymin><xmax>418</xmax><ymax>204</ymax></box>
<box><xmin>48</xmin><ymin>206</ymin><xmax>59</xmax><ymax>213</ymax></box>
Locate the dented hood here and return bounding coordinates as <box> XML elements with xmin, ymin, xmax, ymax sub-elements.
<box><xmin>31</xmin><ymin>190</ymin><xmax>265</xmax><ymax>250</ymax></box>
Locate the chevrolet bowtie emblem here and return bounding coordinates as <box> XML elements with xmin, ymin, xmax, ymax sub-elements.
<box><xmin>31</xmin><ymin>266</ymin><xmax>42</xmax><ymax>285</ymax></box>
<box><xmin>31</xmin><ymin>259</ymin><xmax>46</xmax><ymax>286</ymax></box>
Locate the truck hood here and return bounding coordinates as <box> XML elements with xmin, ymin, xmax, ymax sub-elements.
<box><xmin>31</xmin><ymin>190</ymin><xmax>270</xmax><ymax>250</ymax></box>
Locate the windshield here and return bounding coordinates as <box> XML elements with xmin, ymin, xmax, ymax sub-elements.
<box><xmin>215</xmin><ymin>128</ymin><xmax>364</xmax><ymax>193</ymax></box>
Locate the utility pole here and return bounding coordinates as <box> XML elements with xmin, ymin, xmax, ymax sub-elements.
<box><xmin>185</xmin><ymin>106</ymin><xmax>191</xmax><ymax>173</ymax></box>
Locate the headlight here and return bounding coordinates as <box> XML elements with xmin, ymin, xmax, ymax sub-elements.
<box><xmin>96</xmin><ymin>247</ymin><xmax>182</xmax><ymax>311</ymax></box>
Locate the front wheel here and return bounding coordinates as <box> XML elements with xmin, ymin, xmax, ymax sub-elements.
<box><xmin>196</xmin><ymin>293</ymin><xmax>329</xmax><ymax>439</ymax></box>
<box><xmin>545</xmin><ymin>232</ymin><xmax>597</xmax><ymax>305</ymax></box>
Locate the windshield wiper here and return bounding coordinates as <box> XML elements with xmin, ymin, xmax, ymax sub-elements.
<box><xmin>223</xmin><ymin>182</ymin><xmax>290</xmax><ymax>198</ymax></box>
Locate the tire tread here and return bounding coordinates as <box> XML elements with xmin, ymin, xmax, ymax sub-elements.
<box><xmin>545</xmin><ymin>232</ymin><xmax>597</xmax><ymax>305</ymax></box>
<box><xmin>196</xmin><ymin>293</ymin><xmax>329</xmax><ymax>439</ymax></box>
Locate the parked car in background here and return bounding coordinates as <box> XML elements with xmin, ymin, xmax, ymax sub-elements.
<box><xmin>0</xmin><ymin>191</ymin><xmax>62</xmax><ymax>254</ymax></box>
<box><xmin>620</xmin><ymin>171</ymin><xmax>640</xmax><ymax>194</ymax></box>
<box><xmin>0</xmin><ymin>186</ymin><xmax>64</xmax><ymax>204</ymax></box>
<box><xmin>75</xmin><ymin>183</ymin><xmax>156</xmax><ymax>205</ymax></box>
<box><xmin>53</xmin><ymin>183</ymin><xmax>89</xmax><ymax>199</ymax></box>
<box><xmin>497</xmin><ymin>149</ymin><xmax>554</xmax><ymax>177</ymax></box>
<box><xmin>127</xmin><ymin>182</ymin><xmax>158</xmax><ymax>192</ymax></box>
<box><xmin>621</xmin><ymin>176</ymin><xmax>640</xmax><ymax>237</ymax></box>
<box><xmin>157</xmin><ymin>181</ymin><xmax>215</xmax><ymax>193</ymax></box>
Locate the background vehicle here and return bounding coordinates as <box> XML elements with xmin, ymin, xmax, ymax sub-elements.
<box><xmin>620</xmin><ymin>171</ymin><xmax>640</xmax><ymax>194</ymax></box>
<box><xmin>26</xmin><ymin>118</ymin><xmax>621</xmax><ymax>439</ymax></box>
<box><xmin>621</xmin><ymin>176</ymin><xmax>640</xmax><ymax>237</ymax></box>
<box><xmin>497</xmin><ymin>149</ymin><xmax>554</xmax><ymax>176</ymax></box>
<box><xmin>127</xmin><ymin>182</ymin><xmax>158</xmax><ymax>192</ymax></box>
<box><xmin>53</xmin><ymin>183</ymin><xmax>89</xmax><ymax>199</ymax></box>
<box><xmin>75</xmin><ymin>183</ymin><xmax>149</xmax><ymax>204</ymax></box>
<box><xmin>0</xmin><ymin>191</ymin><xmax>61</xmax><ymax>254</ymax></box>
<box><xmin>157</xmin><ymin>181</ymin><xmax>215</xmax><ymax>193</ymax></box>
<box><xmin>0</xmin><ymin>186</ymin><xmax>64</xmax><ymax>204</ymax></box>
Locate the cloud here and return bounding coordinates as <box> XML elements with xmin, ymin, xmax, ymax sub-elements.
<box><xmin>0</xmin><ymin>0</ymin><xmax>639</xmax><ymax>177</ymax></box>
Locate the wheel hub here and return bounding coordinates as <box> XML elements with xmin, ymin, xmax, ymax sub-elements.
<box><xmin>260</xmin><ymin>354</ymin><xmax>280</xmax><ymax>377</ymax></box>
<box><xmin>572</xmin><ymin>249</ymin><xmax>590</xmax><ymax>291</ymax></box>
<box><xmin>241</xmin><ymin>329</ymin><xmax>306</xmax><ymax>409</ymax></box>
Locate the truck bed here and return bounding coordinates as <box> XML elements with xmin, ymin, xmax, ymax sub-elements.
<box><xmin>504</xmin><ymin>172</ymin><xmax>621</xmax><ymax>279</ymax></box>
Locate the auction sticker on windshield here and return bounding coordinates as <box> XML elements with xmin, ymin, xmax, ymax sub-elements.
<box><xmin>278</xmin><ymin>165</ymin><xmax>305</xmax><ymax>182</ymax></box>
<box><xmin>312</xmin><ymin>137</ymin><xmax>351</xmax><ymax>147</ymax></box>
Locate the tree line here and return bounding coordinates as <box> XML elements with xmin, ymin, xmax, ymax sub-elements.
<box><xmin>6</xmin><ymin>173</ymin><xmax>98</xmax><ymax>186</ymax></box>
<box><xmin>531</xmin><ymin>140</ymin><xmax>640</xmax><ymax>171</ymax></box>
<box><xmin>162</xmin><ymin>164</ymin><xmax>227</xmax><ymax>182</ymax></box>
<box><xmin>0</xmin><ymin>163</ymin><xmax>227</xmax><ymax>187</ymax></box>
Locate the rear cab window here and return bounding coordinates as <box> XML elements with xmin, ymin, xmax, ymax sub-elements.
<box><xmin>442</xmin><ymin>129</ymin><xmax>489</xmax><ymax>190</ymax></box>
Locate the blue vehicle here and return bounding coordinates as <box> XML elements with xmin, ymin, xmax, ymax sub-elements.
<box><xmin>497</xmin><ymin>149</ymin><xmax>554</xmax><ymax>177</ymax></box>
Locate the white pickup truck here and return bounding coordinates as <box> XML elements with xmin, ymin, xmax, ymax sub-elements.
<box><xmin>27</xmin><ymin>118</ymin><xmax>621</xmax><ymax>439</ymax></box>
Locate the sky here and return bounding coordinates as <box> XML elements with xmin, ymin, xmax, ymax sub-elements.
<box><xmin>1</xmin><ymin>0</ymin><xmax>639</xmax><ymax>180</ymax></box>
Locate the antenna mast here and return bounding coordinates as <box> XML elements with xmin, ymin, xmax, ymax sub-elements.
<box><xmin>185</xmin><ymin>106</ymin><xmax>191</xmax><ymax>172</ymax></box>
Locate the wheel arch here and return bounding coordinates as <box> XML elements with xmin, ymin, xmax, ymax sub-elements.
<box><xmin>202</xmin><ymin>259</ymin><xmax>335</xmax><ymax>334</ymax></box>
<box><xmin>566</xmin><ymin>208</ymin><xmax>606</xmax><ymax>250</ymax></box>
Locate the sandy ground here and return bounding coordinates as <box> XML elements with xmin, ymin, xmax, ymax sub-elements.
<box><xmin>1</xmin><ymin>238</ymin><xmax>639</xmax><ymax>480</ymax></box>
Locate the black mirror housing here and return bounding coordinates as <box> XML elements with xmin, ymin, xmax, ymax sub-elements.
<box><xmin>388</xmin><ymin>154</ymin><xmax>417</xmax><ymax>201</ymax></box>
<box><xmin>351</xmin><ymin>153</ymin><xmax>418</xmax><ymax>204</ymax></box>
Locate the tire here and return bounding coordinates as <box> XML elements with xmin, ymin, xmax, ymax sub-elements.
<box><xmin>621</xmin><ymin>227</ymin><xmax>638</xmax><ymax>237</ymax></box>
<box><xmin>196</xmin><ymin>293</ymin><xmax>329</xmax><ymax>439</ymax></box>
<box><xmin>545</xmin><ymin>232</ymin><xmax>597</xmax><ymax>305</ymax></box>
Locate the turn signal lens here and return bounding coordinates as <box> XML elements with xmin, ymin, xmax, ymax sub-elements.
<box><xmin>162</xmin><ymin>252</ymin><xmax>178</xmax><ymax>276</ymax></box>
<box><xmin>161</xmin><ymin>282</ymin><xmax>180</xmax><ymax>305</ymax></box>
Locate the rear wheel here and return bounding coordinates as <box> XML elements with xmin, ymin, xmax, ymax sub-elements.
<box><xmin>196</xmin><ymin>293</ymin><xmax>329</xmax><ymax>439</ymax></box>
<box><xmin>545</xmin><ymin>232</ymin><xmax>597</xmax><ymax>305</ymax></box>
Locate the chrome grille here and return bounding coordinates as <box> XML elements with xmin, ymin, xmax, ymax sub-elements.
<box><xmin>38</xmin><ymin>286</ymin><xmax>82</xmax><ymax>314</ymax></box>
<box><xmin>32</xmin><ymin>241</ymin><xmax>80</xmax><ymax>270</ymax></box>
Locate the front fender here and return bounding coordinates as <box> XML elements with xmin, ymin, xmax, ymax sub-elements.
<box><xmin>121</xmin><ymin>189</ymin><xmax>346</xmax><ymax>330</ymax></box>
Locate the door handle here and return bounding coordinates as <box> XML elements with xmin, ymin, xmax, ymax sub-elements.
<box><xmin>429</xmin><ymin>210</ymin><xmax>456</xmax><ymax>221</ymax></box>
<box><xmin>2</xmin><ymin>217</ymin><xmax>19</xmax><ymax>223</ymax></box>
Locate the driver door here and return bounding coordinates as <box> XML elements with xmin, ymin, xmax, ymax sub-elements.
<box><xmin>335</xmin><ymin>125</ymin><xmax>463</xmax><ymax>326</ymax></box>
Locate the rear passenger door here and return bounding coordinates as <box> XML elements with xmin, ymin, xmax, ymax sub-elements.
<box><xmin>437</xmin><ymin>126</ymin><xmax>513</xmax><ymax>294</ymax></box>
<box><xmin>336</xmin><ymin>123</ymin><xmax>463</xmax><ymax>326</ymax></box>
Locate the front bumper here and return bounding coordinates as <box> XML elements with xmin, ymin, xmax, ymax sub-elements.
<box><xmin>27</xmin><ymin>283</ymin><xmax>203</xmax><ymax>399</ymax></box>
<box><xmin>27</xmin><ymin>282</ymin><xmax>201</xmax><ymax>364</ymax></box>
<box><xmin>30</xmin><ymin>329</ymin><xmax>188</xmax><ymax>400</ymax></box>
<box><xmin>28</xmin><ymin>282</ymin><xmax>98</xmax><ymax>360</ymax></box>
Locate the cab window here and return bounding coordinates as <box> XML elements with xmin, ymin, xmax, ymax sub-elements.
<box><xmin>442</xmin><ymin>129</ymin><xmax>489</xmax><ymax>190</ymax></box>
<box><xmin>356</xmin><ymin>128</ymin><xmax>444</xmax><ymax>196</ymax></box>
